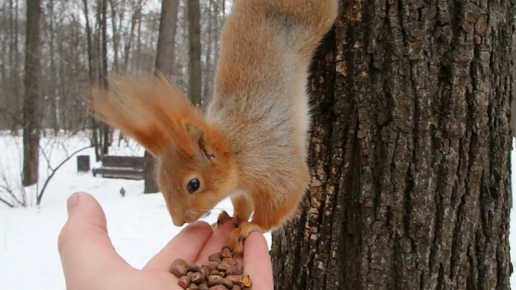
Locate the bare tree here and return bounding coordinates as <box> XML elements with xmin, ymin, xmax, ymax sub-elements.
<box><xmin>109</xmin><ymin>0</ymin><xmax>120</xmax><ymax>72</ymax></box>
<box><xmin>202</xmin><ymin>0</ymin><xmax>214</xmax><ymax>108</ymax></box>
<box><xmin>99</xmin><ymin>0</ymin><xmax>111</xmax><ymax>158</ymax></box>
<box><xmin>155</xmin><ymin>0</ymin><xmax>179</xmax><ymax>78</ymax></box>
<box><xmin>143</xmin><ymin>0</ymin><xmax>180</xmax><ymax>194</ymax></box>
<box><xmin>187</xmin><ymin>0</ymin><xmax>202</xmax><ymax>106</ymax></box>
<box><xmin>22</xmin><ymin>0</ymin><xmax>42</xmax><ymax>186</ymax></box>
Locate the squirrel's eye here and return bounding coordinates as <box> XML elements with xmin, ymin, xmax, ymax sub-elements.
<box><xmin>187</xmin><ymin>178</ymin><xmax>200</xmax><ymax>194</ymax></box>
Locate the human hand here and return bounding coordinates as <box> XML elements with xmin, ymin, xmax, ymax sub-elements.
<box><xmin>58</xmin><ymin>192</ymin><xmax>273</xmax><ymax>290</ymax></box>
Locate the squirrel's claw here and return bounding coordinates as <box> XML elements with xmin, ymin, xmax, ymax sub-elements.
<box><xmin>217</xmin><ymin>210</ymin><xmax>235</xmax><ymax>226</ymax></box>
<box><xmin>223</xmin><ymin>222</ymin><xmax>266</xmax><ymax>255</ymax></box>
<box><xmin>211</xmin><ymin>210</ymin><xmax>234</xmax><ymax>229</ymax></box>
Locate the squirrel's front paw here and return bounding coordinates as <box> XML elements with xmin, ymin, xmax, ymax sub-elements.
<box><xmin>225</xmin><ymin>227</ymin><xmax>246</xmax><ymax>255</ymax></box>
<box><xmin>212</xmin><ymin>210</ymin><xmax>248</xmax><ymax>229</ymax></box>
<box><xmin>223</xmin><ymin>222</ymin><xmax>265</xmax><ymax>255</ymax></box>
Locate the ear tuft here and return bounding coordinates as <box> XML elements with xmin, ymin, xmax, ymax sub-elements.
<box><xmin>87</xmin><ymin>73</ymin><xmax>201</xmax><ymax>157</ymax></box>
<box><xmin>181</xmin><ymin>120</ymin><xmax>216</xmax><ymax>160</ymax></box>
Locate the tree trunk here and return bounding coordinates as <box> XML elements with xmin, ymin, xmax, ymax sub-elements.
<box><xmin>202</xmin><ymin>0</ymin><xmax>214</xmax><ymax>109</ymax></box>
<box><xmin>270</xmin><ymin>0</ymin><xmax>513</xmax><ymax>289</ymax></box>
<box><xmin>143</xmin><ymin>0</ymin><xmax>180</xmax><ymax>194</ymax></box>
<box><xmin>155</xmin><ymin>0</ymin><xmax>179</xmax><ymax>78</ymax></box>
<box><xmin>100</xmin><ymin>0</ymin><xmax>110</xmax><ymax>158</ymax></box>
<box><xmin>47</xmin><ymin>0</ymin><xmax>59</xmax><ymax>134</ymax></box>
<box><xmin>511</xmin><ymin>31</ymin><xmax>516</xmax><ymax>138</ymax></box>
<box><xmin>109</xmin><ymin>0</ymin><xmax>120</xmax><ymax>73</ymax></box>
<box><xmin>22</xmin><ymin>0</ymin><xmax>41</xmax><ymax>187</ymax></box>
<box><xmin>82</xmin><ymin>0</ymin><xmax>101</xmax><ymax>161</ymax></box>
<box><xmin>187</xmin><ymin>0</ymin><xmax>202</xmax><ymax>107</ymax></box>
<box><xmin>143</xmin><ymin>151</ymin><xmax>159</xmax><ymax>193</ymax></box>
<box><xmin>122</xmin><ymin>0</ymin><xmax>142</xmax><ymax>72</ymax></box>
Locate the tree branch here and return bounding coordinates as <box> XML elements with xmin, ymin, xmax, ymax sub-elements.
<box><xmin>0</xmin><ymin>195</ymin><xmax>14</xmax><ymax>208</ymax></box>
<box><xmin>0</xmin><ymin>177</ymin><xmax>24</xmax><ymax>207</ymax></box>
<box><xmin>37</xmin><ymin>146</ymin><xmax>93</xmax><ymax>205</ymax></box>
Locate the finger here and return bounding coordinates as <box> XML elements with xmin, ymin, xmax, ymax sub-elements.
<box><xmin>194</xmin><ymin>221</ymin><xmax>237</xmax><ymax>264</ymax></box>
<box><xmin>58</xmin><ymin>192</ymin><xmax>131</xmax><ymax>288</ymax></box>
<box><xmin>144</xmin><ymin>221</ymin><xmax>213</xmax><ymax>271</ymax></box>
<box><xmin>243</xmin><ymin>232</ymin><xmax>273</xmax><ymax>290</ymax></box>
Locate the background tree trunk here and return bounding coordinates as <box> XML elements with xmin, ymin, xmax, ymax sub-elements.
<box><xmin>22</xmin><ymin>0</ymin><xmax>42</xmax><ymax>186</ymax></box>
<box><xmin>271</xmin><ymin>0</ymin><xmax>513</xmax><ymax>289</ymax></box>
<box><xmin>187</xmin><ymin>0</ymin><xmax>202</xmax><ymax>106</ymax></box>
<box><xmin>82</xmin><ymin>0</ymin><xmax>102</xmax><ymax>161</ymax></box>
<box><xmin>155</xmin><ymin>0</ymin><xmax>179</xmax><ymax>78</ymax></box>
<box><xmin>99</xmin><ymin>0</ymin><xmax>111</xmax><ymax>158</ymax></box>
<box><xmin>143</xmin><ymin>0</ymin><xmax>180</xmax><ymax>194</ymax></box>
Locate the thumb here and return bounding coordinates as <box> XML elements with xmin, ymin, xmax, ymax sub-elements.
<box><xmin>58</xmin><ymin>192</ymin><xmax>130</xmax><ymax>288</ymax></box>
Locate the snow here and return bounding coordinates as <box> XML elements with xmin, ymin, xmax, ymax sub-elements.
<box><xmin>0</xmin><ymin>132</ymin><xmax>271</xmax><ymax>290</ymax></box>
<box><xmin>0</xmin><ymin>131</ymin><xmax>514</xmax><ymax>289</ymax></box>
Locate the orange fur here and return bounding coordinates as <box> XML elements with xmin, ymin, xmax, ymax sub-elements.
<box><xmin>89</xmin><ymin>73</ymin><xmax>229</xmax><ymax>158</ymax></box>
<box><xmin>88</xmin><ymin>0</ymin><xmax>338</xmax><ymax>254</ymax></box>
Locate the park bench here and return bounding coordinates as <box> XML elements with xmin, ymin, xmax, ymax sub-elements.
<box><xmin>92</xmin><ymin>155</ymin><xmax>144</xmax><ymax>180</ymax></box>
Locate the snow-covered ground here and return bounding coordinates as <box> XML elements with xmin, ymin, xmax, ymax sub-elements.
<box><xmin>0</xmin><ymin>131</ymin><xmax>514</xmax><ymax>289</ymax></box>
<box><xmin>0</xmin><ymin>131</ymin><xmax>271</xmax><ymax>290</ymax></box>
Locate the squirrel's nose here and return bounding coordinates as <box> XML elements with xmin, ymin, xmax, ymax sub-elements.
<box><xmin>172</xmin><ymin>218</ymin><xmax>185</xmax><ymax>227</ymax></box>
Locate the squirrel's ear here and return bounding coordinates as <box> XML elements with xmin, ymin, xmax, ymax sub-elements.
<box><xmin>88</xmin><ymin>87</ymin><xmax>169</xmax><ymax>158</ymax></box>
<box><xmin>87</xmin><ymin>74</ymin><xmax>188</xmax><ymax>158</ymax></box>
<box><xmin>181</xmin><ymin>120</ymin><xmax>216</xmax><ymax>161</ymax></box>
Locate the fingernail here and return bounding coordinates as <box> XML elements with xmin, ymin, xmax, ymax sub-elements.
<box><xmin>67</xmin><ymin>193</ymin><xmax>79</xmax><ymax>216</ymax></box>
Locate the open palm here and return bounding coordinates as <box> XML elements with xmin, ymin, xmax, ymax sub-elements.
<box><xmin>58</xmin><ymin>192</ymin><xmax>273</xmax><ymax>290</ymax></box>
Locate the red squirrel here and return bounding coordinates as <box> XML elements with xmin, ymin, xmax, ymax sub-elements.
<box><xmin>89</xmin><ymin>0</ymin><xmax>338</xmax><ymax>254</ymax></box>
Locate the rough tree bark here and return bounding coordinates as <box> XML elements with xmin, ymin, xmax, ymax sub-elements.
<box><xmin>187</xmin><ymin>0</ymin><xmax>202</xmax><ymax>106</ymax></box>
<box><xmin>22</xmin><ymin>0</ymin><xmax>42</xmax><ymax>186</ymax></box>
<box><xmin>143</xmin><ymin>0</ymin><xmax>180</xmax><ymax>194</ymax></box>
<box><xmin>271</xmin><ymin>0</ymin><xmax>514</xmax><ymax>289</ymax></box>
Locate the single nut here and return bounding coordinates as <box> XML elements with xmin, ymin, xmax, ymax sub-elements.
<box><xmin>217</xmin><ymin>261</ymin><xmax>231</xmax><ymax>271</ymax></box>
<box><xmin>201</xmin><ymin>267</ymin><xmax>211</xmax><ymax>279</ymax></box>
<box><xmin>226</xmin><ymin>265</ymin><xmax>243</xmax><ymax>276</ymax></box>
<box><xmin>220</xmin><ymin>247</ymin><xmax>233</xmax><ymax>258</ymax></box>
<box><xmin>187</xmin><ymin>284</ymin><xmax>200</xmax><ymax>290</ymax></box>
<box><xmin>170</xmin><ymin>259</ymin><xmax>189</xmax><ymax>278</ymax></box>
<box><xmin>209</xmin><ymin>252</ymin><xmax>222</xmax><ymax>263</ymax></box>
<box><xmin>202</xmin><ymin>261</ymin><xmax>220</xmax><ymax>272</ymax></box>
<box><xmin>242</xmin><ymin>275</ymin><xmax>252</xmax><ymax>288</ymax></box>
<box><xmin>188</xmin><ymin>264</ymin><xmax>202</xmax><ymax>273</ymax></box>
<box><xmin>178</xmin><ymin>275</ymin><xmax>191</xmax><ymax>289</ymax></box>
<box><xmin>222</xmin><ymin>258</ymin><xmax>238</xmax><ymax>266</ymax></box>
<box><xmin>226</xmin><ymin>275</ymin><xmax>243</xmax><ymax>286</ymax></box>
<box><xmin>192</xmin><ymin>272</ymin><xmax>205</xmax><ymax>284</ymax></box>
<box><xmin>222</xmin><ymin>278</ymin><xmax>233</xmax><ymax>288</ymax></box>
<box><xmin>209</xmin><ymin>286</ymin><xmax>228</xmax><ymax>290</ymax></box>
<box><xmin>208</xmin><ymin>275</ymin><xmax>224</xmax><ymax>286</ymax></box>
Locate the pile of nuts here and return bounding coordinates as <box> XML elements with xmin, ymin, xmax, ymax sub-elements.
<box><xmin>169</xmin><ymin>248</ymin><xmax>252</xmax><ymax>290</ymax></box>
